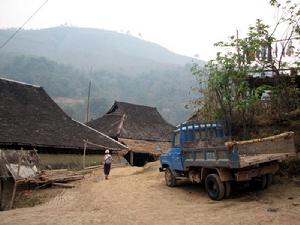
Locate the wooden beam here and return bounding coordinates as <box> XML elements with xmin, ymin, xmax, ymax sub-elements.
<box><xmin>53</xmin><ymin>182</ymin><xmax>75</xmax><ymax>188</ymax></box>
<box><xmin>83</xmin><ymin>139</ymin><xmax>125</xmax><ymax>151</ymax></box>
<box><xmin>130</xmin><ymin>151</ymin><xmax>134</xmax><ymax>166</ymax></box>
<box><xmin>116</xmin><ymin>114</ymin><xmax>126</xmax><ymax>136</ymax></box>
<box><xmin>83</xmin><ymin>141</ymin><xmax>87</xmax><ymax>169</ymax></box>
<box><xmin>8</xmin><ymin>180</ymin><xmax>17</xmax><ymax>210</ymax></box>
<box><xmin>86</xmin><ymin>80</ymin><xmax>91</xmax><ymax>123</ymax></box>
<box><xmin>0</xmin><ymin>179</ymin><xmax>2</xmax><ymax>210</ymax></box>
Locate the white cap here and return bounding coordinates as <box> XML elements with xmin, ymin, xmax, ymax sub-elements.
<box><xmin>105</xmin><ymin>150</ymin><xmax>109</xmax><ymax>154</ymax></box>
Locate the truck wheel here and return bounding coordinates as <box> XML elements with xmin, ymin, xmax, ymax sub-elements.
<box><xmin>265</xmin><ymin>174</ymin><xmax>273</xmax><ymax>188</ymax></box>
<box><xmin>205</xmin><ymin>174</ymin><xmax>225</xmax><ymax>201</ymax></box>
<box><xmin>165</xmin><ymin>168</ymin><xmax>176</xmax><ymax>187</ymax></box>
<box><xmin>224</xmin><ymin>181</ymin><xmax>232</xmax><ymax>198</ymax></box>
<box><xmin>260</xmin><ymin>175</ymin><xmax>267</xmax><ymax>189</ymax></box>
<box><xmin>250</xmin><ymin>175</ymin><xmax>267</xmax><ymax>190</ymax></box>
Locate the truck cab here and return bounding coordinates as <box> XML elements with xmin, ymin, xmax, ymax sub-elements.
<box><xmin>160</xmin><ymin>122</ymin><xmax>226</xmax><ymax>173</ymax></box>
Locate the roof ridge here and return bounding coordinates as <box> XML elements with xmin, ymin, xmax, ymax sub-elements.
<box><xmin>115</xmin><ymin>100</ymin><xmax>156</xmax><ymax>109</ymax></box>
<box><xmin>104</xmin><ymin>113</ymin><xmax>124</xmax><ymax>116</ymax></box>
<box><xmin>0</xmin><ymin>77</ymin><xmax>41</xmax><ymax>88</ymax></box>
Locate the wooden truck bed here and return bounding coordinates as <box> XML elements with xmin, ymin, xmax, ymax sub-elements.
<box><xmin>239</xmin><ymin>153</ymin><xmax>293</xmax><ymax>167</ymax></box>
<box><xmin>183</xmin><ymin>132</ymin><xmax>296</xmax><ymax>169</ymax></box>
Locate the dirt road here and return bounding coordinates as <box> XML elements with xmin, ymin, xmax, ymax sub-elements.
<box><xmin>1</xmin><ymin>162</ymin><xmax>300</xmax><ymax>225</ymax></box>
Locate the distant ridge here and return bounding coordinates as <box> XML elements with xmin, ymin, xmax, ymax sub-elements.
<box><xmin>0</xmin><ymin>26</ymin><xmax>203</xmax><ymax>73</ymax></box>
<box><xmin>0</xmin><ymin>26</ymin><xmax>205</xmax><ymax>124</ymax></box>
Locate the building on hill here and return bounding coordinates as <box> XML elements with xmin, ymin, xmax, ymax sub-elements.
<box><xmin>86</xmin><ymin>101</ymin><xmax>175</xmax><ymax>166</ymax></box>
<box><xmin>0</xmin><ymin>78</ymin><xmax>127</xmax><ymax>168</ymax></box>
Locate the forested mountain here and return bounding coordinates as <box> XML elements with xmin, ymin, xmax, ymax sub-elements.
<box><xmin>0</xmin><ymin>27</ymin><xmax>204</xmax><ymax>124</ymax></box>
<box><xmin>0</xmin><ymin>27</ymin><xmax>199</xmax><ymax>73</ymax></box>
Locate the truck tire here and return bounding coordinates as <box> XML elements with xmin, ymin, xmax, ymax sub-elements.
<box><xmin>165</xmin><ymin>168</ymin><xmax>176</xmax><ymax>187</ymax></box>
<box><xmin>224</xmin><ymin>181</ymin><xmax>232</xmax><ymax>198</ymax></box>
<box><xmin>250</xmin><ymin>175</ymin><xmax>267</xmax><ymax>190</ymax></box>
<box><xmin>265</xmin><ymin>174</ymin><xmax>273</xmax><ymax>188</ymax></box>
<box><xmin>260</xmin><ymin>175</ymin><xmax>267</xmax><ymax>189</ymax></box>
<box><xmin>205</xmin><ymin>174</ymin><xmax>225</xmax><ymax>201</ymax></box>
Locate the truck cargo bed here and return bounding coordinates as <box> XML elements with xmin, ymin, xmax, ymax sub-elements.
<box><xmin>183</xmin><ymin>132</ymin><xmax>296</xmax><ymax>169</ymax></box>
<box><xmin>239</xmin><ymin>153</ymin><xmax>294</xmax><ymax>167</ymax></box>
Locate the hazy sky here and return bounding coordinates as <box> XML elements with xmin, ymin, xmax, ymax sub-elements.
<box><xmin>0</xmin><ymin>0</ymin><xmax>278</xmax><ymax>60</ymax></box>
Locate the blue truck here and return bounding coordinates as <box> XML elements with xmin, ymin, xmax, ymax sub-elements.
<box><xmin>159</xmin><ymin>122</ymin><xmax>296</xmax><ymax>200</ymax></box>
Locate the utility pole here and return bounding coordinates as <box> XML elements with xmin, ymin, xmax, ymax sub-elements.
<box><xmin>86</xmin><ymin>80</ymin><xmax>91</xmax><ymax>123</ymax></box>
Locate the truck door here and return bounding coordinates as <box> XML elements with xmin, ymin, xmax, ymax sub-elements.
<box><xmin>171</xmin><ymin>131</ymin><xmax>184</xmax><ymax>171</ymax></box>
<box><xmin>171</xmin><ymin>147</ymin><xmax>184</xmax><ymax>171</ymax></box>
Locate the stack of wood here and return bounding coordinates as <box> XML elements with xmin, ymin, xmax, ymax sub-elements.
<box><xmin>34</xmin><ymin>170</ymin><xmax>84</xmax><ymax>188</ymax></box>
<box><xmin>225</xmin><ymin>132</ymin><xmax>295</xmax><ymax>154</ymax></box>
<box><xmin>0</xmin><ymin>149</ymin><xmax>87</xmax><ymax>211</ymax></box>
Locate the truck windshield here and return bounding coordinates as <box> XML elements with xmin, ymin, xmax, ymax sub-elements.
<box><xmin>174</xmin><ymin>132</ymin><xmax>180</xmax><ymax>147</ymax></box>
<box><xmin>175</xmin><ymin>122</ymin><xmax>226</xmax><ymax>145</ymax></box>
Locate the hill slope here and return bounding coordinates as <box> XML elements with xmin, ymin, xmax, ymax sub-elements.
<box><xmin>0</xmin><ymin>27</ymin><xmax>204</xmax><ymax>124</ymax></box>
<box><xmin>0</xmin><ymin>53</ymin><xmax>197</xmax><ymax>124</ymax></box>
<box><xmin>0</xmin><ymin>27</ymin><xmax>200</xmax><ymax>73</ymax></box>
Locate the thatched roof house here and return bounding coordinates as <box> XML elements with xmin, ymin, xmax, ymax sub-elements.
<box><xmin>0</xmin><ymin>78</ymin><xmax>126</xmax><ymax>152</ymax></box>
<box><xmin>86</xmin><ymin>101</ymin><xmax>175</xmax><ymax>165</ymax></box>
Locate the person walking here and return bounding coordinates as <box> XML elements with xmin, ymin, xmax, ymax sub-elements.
<box><xmin>103</xmin><ymin>150</ymin><xmax>112</xmax><ymax>180</ymax></box>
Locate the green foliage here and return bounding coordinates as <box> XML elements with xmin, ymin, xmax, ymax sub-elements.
<box><xmin>192</xmin><ymin>51</ymin><xmax>258</xmax><ymax>135</ymax></box>
<box><xmin>192</xmin><ymin>0</ymin><xmax>300</xmax><ymax>137</ymax></box>
<box><xmin>280</xmin><ymin>159</ymin><xmax>300</xmax><ymax>175</ymax></box>
<box><xmin>254</xmin><ymin>85</ymin><xmax>273</xmax><ymax>97</ymax></box>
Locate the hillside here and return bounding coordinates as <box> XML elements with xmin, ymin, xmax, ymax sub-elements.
<box><xmin>0</xmin><ymin>26</ymin><xmax>201</xmax><ymax>73</ymax></box>
<box><xmin>0</xmin><ymin>27</ymin><xmax>204</xmax><ymax>124</ymax></box>
<box><xmin>0</xmin><ymin>53</ymin><xmax>197</xmax><ymax>124</ymax></box>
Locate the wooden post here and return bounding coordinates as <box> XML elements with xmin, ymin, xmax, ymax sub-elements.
<box><xmin>0</xmin><ymin>179</ymin><xmax>2</xmax><ymax>210</ymax></box>
<box><xmin>9</xmin><ymin>181</ymin><xmax>17</xmax><ymax>210</ymax></box>
<box><xmin>83</xmin><ymin>141</ymin><xmax>87</xmax><ymax>169</ymax></box>
<box><xmin>117</xmin><ymin>153</ymin><xmax>122</xmax><ymax>164</ymax></box>
<box><xmin>86</xmin><ymin>81</ymin><xmax>91</xmax><ymax>123</ymax></box>
<box><xmin>17</xmin><ymin>148</ymin><xmax>23</xmax><ymax>176</ymax></box>
<box><xmin>130</xmin><ymin>151</ymin><xmax>134</xmax><ymax>166</ymax></box>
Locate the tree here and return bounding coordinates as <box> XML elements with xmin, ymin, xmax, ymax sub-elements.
<box><xmin>192</xmin><ymin>41</ymin><xmax>258</xmax><ymax>137</ymax></box>
<box><xmin>192</xmin><ymin>0</ymin><xmax>300</xmax><ymax>137</ymax></box>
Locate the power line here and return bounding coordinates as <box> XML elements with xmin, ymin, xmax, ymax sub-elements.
<box><xmin>0</xmin><ymin>0</ymin><xmax>48</xmax><ymax>50</ymax></box>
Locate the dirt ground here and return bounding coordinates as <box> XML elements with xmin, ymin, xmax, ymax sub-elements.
<box><xmin>1</xmin><ymin>162</ymin><xmax>300</xmax><ymax>225</ymax></box>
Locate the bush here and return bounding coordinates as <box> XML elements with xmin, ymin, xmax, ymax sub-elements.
<box><xmin>279</xmin><ymin>159</ymin><xmax>300</xmax><ymax>176</ymax></box>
